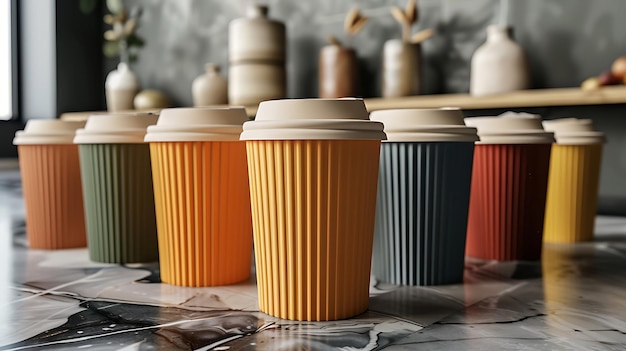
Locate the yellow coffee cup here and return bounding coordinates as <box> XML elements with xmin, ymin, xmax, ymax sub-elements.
<box><xmin>145</xmin><ymin>107</ymin><xmax>252</xmax><ymax>287</ymax></box>
<box><xmin>241</xmin><ymin>98</ymin><xmax>386</xmax><ymax>321</ymax></box>
<box><xmin>543</xmin><ymin>118</ymin><xmax>605</xmax><ymax>243</ymax></box>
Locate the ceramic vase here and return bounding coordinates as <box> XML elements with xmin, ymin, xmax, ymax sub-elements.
<box><xmin>192</xmin><ymin>63</ymin><xmax>228</xmax><ymax>106</ymax></box>
<box><xmin>229</xmin><ymin>63</ymin><xmax>286</xmax><ymax>106</ymax></box>
<box><xmin>470</xmin><ymin>25</ymin><xmax>530</xmax><ymax>96</ymax></box>
<box><xmin>382</xmin><ymin>39</ymin><xmax>421</xmax><ymax>98</ymax></box>
<box><xmin>105</xmin><ymin>62</ymin><xmax>139</xmax><ymax>112</ymax></box>
<box><xmin>228</xmin><ymin>4</ymin><xmax>286</xmax><ymax>106</ymax></box>
<box><xmin>318</xmin><ymin>45</ymin><xmax>358</xmax><ymax>98</ymax></box>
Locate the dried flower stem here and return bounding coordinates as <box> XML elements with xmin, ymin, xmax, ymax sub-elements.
<box><xmin>328</xmin><ymin>6</ymin><xmax>369</xmax><ymax>46</ymax></box>
<box><xmin>391</xmin><ymin>0</ymin><xmax>428</xmax><ymax>43</ymax></box>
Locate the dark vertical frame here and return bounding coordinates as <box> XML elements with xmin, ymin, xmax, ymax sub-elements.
<box><xmin>0</xmin><ymin>0</ymin><xmax>22</xmax><ymax>158</ymax></box>
<box><xmin>55</xmin><ymin>0</ymin><xmax>105</xmax><ymax>114</ymax></box>
<box><xmin>10</xmin><ymin>0</ymin><xmax>20</xmax><ymax>120</ymax></box>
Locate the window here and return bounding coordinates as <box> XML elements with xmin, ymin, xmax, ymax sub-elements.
<box><xmin>0</xmin><ymin>0</ymin><xmax>12</xmax><ymax>120</ymax></box>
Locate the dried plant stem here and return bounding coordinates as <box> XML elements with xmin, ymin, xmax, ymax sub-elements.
<box><xmin>405</xmin><ymin>0</ymin><xmax>417</xmax><ymax>23</ymax></box>
<box><xmin>119</xmin><ymin>39</ymin><xmax>129</xmax><ymax>64</ymax></box>
<box><xmin>339</xmin><ymin>6</ymin><xmax>368</xmax><ymax>47</ymax></box>
<box><xmin>410</xmin><ymin>28</ymin><xmax>434</xmax><ymax>44</ymax></box>
<box><xmin>327</xmin><ymin>35</ymin><xmax>342</xmax><ymax>47</ymax></box>
<box><xmin>390</xmin><ymin>6</ymin><xmax>411</xmax><ymax>42</ymax></box>
<box><xmin>402</xmin><ymin>23</ymin><xmax>411</xmax><ymax>42</ymax></box>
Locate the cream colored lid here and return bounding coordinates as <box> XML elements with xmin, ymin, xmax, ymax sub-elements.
<box><xmin>369</xmin><ymin>108</ymin><xmax>478</xmax><ymax>142</ymax></box>
<box><xmin>542</xmin><ymin>118</ymin><xmax>605</xmax><ymax>145</ymax></box>
<box><xmin>74</xmin><ymin>113</ymin><xmax>158</xmax><ymax>144</ymax></box>
<box><xmin>13</xmin><ymin>120</ymin><xmax>86</xmax><ymax>145</ymax></box>
<box><xmin>240</xmin><ymin>98</ymin><xmax>386</xmax><ymax>140</ymax></box>
<box><xmin>465</xmin><ymin>112</ymin><xmax>554</xmax><ymax>144</ymax></box>
<box><xmin>145</xmin><ymin>107</ymin><xmax>249</xmax><ymax>142</ymax></box>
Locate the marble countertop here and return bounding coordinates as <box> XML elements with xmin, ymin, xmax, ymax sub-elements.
<box><xmin>0</xmin><ymin>167</ymin><xmax>625</xmax><ymax>350</ymax></box>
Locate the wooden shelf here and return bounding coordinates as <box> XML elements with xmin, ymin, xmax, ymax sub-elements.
<box><xmin>364</xmin><ymin>86</ymin><xmax>626</xmax><ymax>111</ymax></box>
<box><xmin>60</xmin><ymin>106</ymin><xmax>259</xmax><ymax>121</ymax></box>
<box><xmin>59</xmin><ymin>86</ymin><xmax>626</xmax><ymax>121</ymax></box>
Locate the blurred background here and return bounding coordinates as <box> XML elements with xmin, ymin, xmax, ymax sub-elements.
<box><xmin>3</xmin><ymin>0</ymin><xmax>626</xmax><ymax>213</ymax></box>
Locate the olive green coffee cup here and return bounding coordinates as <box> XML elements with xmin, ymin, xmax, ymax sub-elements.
<box><xmin>74</xmin><ymin>113</ymin><xmax>159</xmax><ymax>263</ymax></box>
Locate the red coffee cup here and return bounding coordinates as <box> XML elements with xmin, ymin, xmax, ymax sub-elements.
<box><xmin>465</xmin><ymin>113</ymin><xmax>554</xmax><ymax>261</ymax></box>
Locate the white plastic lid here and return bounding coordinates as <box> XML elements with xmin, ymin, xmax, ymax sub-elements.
<box><xmin>369</xmin><ymin>108</ymin><xmax>478</xmax><ymax>142</ymax></box>
<box><xmin>13</xmin><ymin>120</ymin><xmax>86</xmax><ymax>145</ymax></box>
<box><xmin>105</xmin><ymin>62</ymin><xmax>139</xmax><ymax>90</ymax></box>
<box><xmin>465</xmin><ymin>112</ymin><xmax>554</xmax><ymax>144</ymax></box>
<box><xmin>542</xmin><ymin>118</ymin><xmax>605</xmax><ymax>145</ymax></box>
<box><xmin>74</xmin><ymin>113</ymin><xmax>158</xmax><ymax>144</ymax></box>
<box><xmin>240</xmin><ymin>98</ymin><xmax>387</xmax><ymax>140</ymax></box>
<box><xmin>145</xmin><ymin>107</ymin><xmax>249</xmax><ymax>142</ymax></box>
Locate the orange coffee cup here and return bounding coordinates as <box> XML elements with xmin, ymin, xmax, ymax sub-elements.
<box><xmin>13</xmin><ymin>120</ymin><xmax>87</xmax><ymax>249</ymax></box>
<box><xmin>145</xmin><ymin>107</ymin><xmax>252</xmax><ymax>287</ymax></box>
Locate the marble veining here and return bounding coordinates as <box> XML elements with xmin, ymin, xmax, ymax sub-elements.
<box><xmin>0</xmin><ymin>168</ymin><xmax>625</xmax><ymax>350</ymax></box>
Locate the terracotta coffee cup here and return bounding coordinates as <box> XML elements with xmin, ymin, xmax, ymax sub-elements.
<box><xmin>13</xmin><ymin>120</ymin><xmax>87</xmax><ymax>249</ymax></box>
<box><xmin>465</xmin><ymin>113</ymin><xmax>554</xmax><ymax>261</ymax></box>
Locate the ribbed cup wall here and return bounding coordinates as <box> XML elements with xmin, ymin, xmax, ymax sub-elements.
<box><xmin>246</xmin><ymin>140</ymin><xmax>381</xmax><ymax>321</ymax></box>
<box><xmin>544</xmin><ymin>144</ymin><xmax>603</xmax><ymax>243</ymax></box>
<box><xmin>373</xmin><ymin>142</ymin><xmax>474</xmax><ymax>286</ymax></box>
<box><xmin>18</xmin><ymin>145</ymin><xmax>87</xmax><ymax>249</ymax></box>
<box><xmin>466</xmin><ymin>144</ymin><xmax>552</xmax><ymax>261</ymax></box>
<box><xmin>150</xmin><ymin>141</ymin><xmax>252</xmax><ymax>287</ymax></box>
<box><xmin>79</xmin><ymin>144</ymin><xmax>158</xmax><ymax>263</ymax></box>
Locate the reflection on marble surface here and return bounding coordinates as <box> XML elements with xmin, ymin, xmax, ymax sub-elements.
<box><xmin>0</xmin><ymin>168</ymin><xmax>625</xmax><ymax>350</ymax></box>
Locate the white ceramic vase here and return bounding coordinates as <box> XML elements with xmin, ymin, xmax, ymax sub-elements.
<box><xmin>192</xmin><ymin>63</ymin><xmax>228</xmax><ymax>106</ymax></box>
<box><xmin>470</xmin><ymin>25</ymin><xmax>529</xmax><ymax>96</ymax></box>
<box><xmin>105</xmin><ymin>62</ymin><xmax>139</xmax><ymax>112</ymax></box>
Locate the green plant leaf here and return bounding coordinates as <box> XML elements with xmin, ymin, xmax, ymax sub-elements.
<box><xmin>103</xmin><ymin>41</ymin><xmax>120</xmax><ymax>57</ymax></box>
<box><xmin>79</xmin><ymin>0</ymin><xmax>97</xmax><ymax>14</ymax></box>
<box><xmin>127</xmin><ymin>34</ymin><xmax>145</xmax><ymax>48</ymax></box>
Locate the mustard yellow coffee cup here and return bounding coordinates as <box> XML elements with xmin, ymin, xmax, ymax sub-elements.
<box><xmin>543</xmin><ymin>118</ymin><xmax>605</xmax><ymax>243</ymax></box>
<box><xmin>241</xmin><ymin>99</ymin><xmax>386</xmax><ymax>321</ymax></box>
<box><xmin>145</xmin><ymin>107</ymin><xmax>253</xmax><ymax>287</ymax></box>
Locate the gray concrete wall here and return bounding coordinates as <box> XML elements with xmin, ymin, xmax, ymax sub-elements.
<box><xmin>115</xmin><ymin>0</ymin><xmax>626</xmax><ymax>214</ymax></box>
<box><xmin>117</xmin><ymin>0</ymin><xmax>626</xmax><ymax>105</ymax></box>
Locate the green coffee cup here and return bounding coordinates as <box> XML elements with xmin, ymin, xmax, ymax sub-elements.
<box><xmin>74</xmin><ymin>113</ymin><xmax>159</xmax><ymax>263</ymax></box>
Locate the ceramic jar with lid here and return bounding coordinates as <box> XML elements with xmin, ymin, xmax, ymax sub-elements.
<box><xmin>192</xmin><ymin>63</ymin><xmax>228</xmax><ymax>106</ymax></box>
<box><xmin>229</xmin><ymin>4</ymin><xmax>286</xmax><ymax>63</ymax></box>
<box><xmin>470</xmin><ymin>25</ymin><xmax>529</xmax><ymax>96</ymax></box>
<box><xmin>228</xmin><ymin>4</ymin><xmax>286</xmax><ymax>106</ymax></box>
